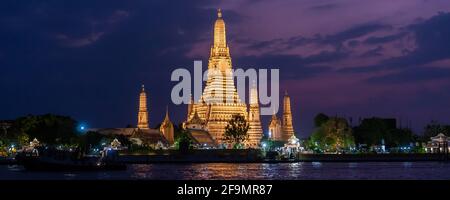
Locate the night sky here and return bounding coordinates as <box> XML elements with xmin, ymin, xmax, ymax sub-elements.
<box><xmin>1</xmin><ymin>0</ymin><xmax>450</xmax><ymax>138</ymax></box>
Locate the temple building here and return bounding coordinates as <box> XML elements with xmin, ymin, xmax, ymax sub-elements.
<box><xmin>268</xmin><ymin>114</ymin><xmax>283</xmax><ymax>141</ymax></box>
<box><xmin>160</xmin><ymin>106</ymin><xmax>175</xmax><ymax>145</ymax></box>
<box><xmin>137</xmin><ymin>85</ymin><xmax>149</xmax><ymax>129</ymax></box>
<box><xmin>89</xmin><ymin>85</ymin><xmax>170</xmax><ymax>148</ymax></box>
<box><xmin>246</xmin><ymin>82</ymin><xmax>263</xmax><ymax>147</ymax></box>
<box><xmin>268</xmin><ymin>91</ymin><xmax>296</xmax><ymax>142</ymax></box>
<box><xmin>425</xmin><ymin>133</ymin><xmax>450</xmax><ymax>153</ymax></box>
<box><xmin>282</xmin><ymin>91</ymin><xmax>295</xmax><ymax>140</ymax></box>
<box><xmin>184</xmin><ymin>9</ymin><xmax>263</xmax><ymax>148</ymax></box>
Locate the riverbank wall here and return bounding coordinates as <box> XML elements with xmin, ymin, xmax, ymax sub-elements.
<box><xmin>118</xmin><ymin>149</ymin><xmax>263</xmax><ymax>163</ymax></box>
<box><xmin>296</xmin><ymin>153</ymin><xmax>449</xmax><ymax>162</ymax></box>
<box><xmin>2</xmin><ymin>150</ymin><xmax>449</xmax><ymax>165</ymax></box>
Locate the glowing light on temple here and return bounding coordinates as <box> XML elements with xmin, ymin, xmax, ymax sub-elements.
<box><xmin>184</xmin><ymin>9</ymin><xmax>262</xmax><ymax>148</ymax></box>
<box><xmin>137</xmin><ymin>84</ymin><xmax>149</xmax><ymax>129</ymax></box>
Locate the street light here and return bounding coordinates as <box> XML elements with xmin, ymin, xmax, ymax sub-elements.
<box><xmin>78</xmin><ymin>123</ymin><xmax>88</xmax><ymax>134</ymax></box>
<box><xmin>260</xmin><ymin>142</ymin><xmax>267</xmax><ymax>151</ymax></box>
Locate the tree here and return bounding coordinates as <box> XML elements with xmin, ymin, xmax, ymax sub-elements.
<box><xmin>423</xmin><ymin>120</ymin><xmax>444</xmax><ymax>139</ymax></box>
<box><xmin>173</xmin><ymin>123</ymin><xmax>185</xmax><ymax>140</ymax></box>
<box><xmin>386</xmin><ymin>128</ymin><xmax>413</xmax><ymax>147</ymax></box>
<box><xmin>79</xmin><ymin>131</ymin><xmax>105</xmax><ymax>151</ymax></box>
<box><xmin>17</xmin><ymin>132</ymin><xmax>30</xmax><ymax>147</ymax></box>
<box><xmin>224</xmin><ymin>114</ymin><xmax>249</xmax><ymax>149</ymax></box>
<box><xmin>353</xmin><ymin>118</ymin><xmax>389</xmax><ymax>146</ymax></box>
<box><xmin>353</xmin><ymin>117</ymin><xmax>417</xmax><ymax>147</ymax></box>
<box><xmin>174</xmin><ymin>129</ymin><xmax>192</xmax><ymax>151</ymax></box>
<box><xmin>310</xmin><ymin>117</ymin><xmax>354</xmax><ymax>152</ymax></box>
<box><xmin>314</xmin><ymin>113</ymin><xmax>329</xmax><ymax>128</ymax></box>
<box><xmin>9</xmin><ymin>114</ymin><xmax>78</xmax><ymax>145</ymax></box>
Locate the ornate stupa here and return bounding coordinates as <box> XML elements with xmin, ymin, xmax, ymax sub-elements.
<box><xmin>160</xmin><ymin>106</ymin><xmax>175</xmax><ymax>144</ymax></box>
<box><xmin>137</xmin><ymin>84</ymin><xmax>149</xmax><ymax>129</ymax></box>
<box><xmin>184</xmin><ymin>9</ymin><xmax>262</xmax><ymax>147</ymax></box>
<box><xmin>268</xmin><ymin>113</ymin><xmax>283</xmax><ymax>141</ymax></box>
<box><xmin>268</xmin><ymin>91</ymin><xmax>296</xmax><ymax>142</ymax></box>
<box><xmin>246</xmin><ymin>82</ymin><xmax>263</xmax><ymax>147</ymax></box>
<box><xmin>282</xmin><ymin>91</ymin><xmax>295</xmax><ymax>140</ymax></box>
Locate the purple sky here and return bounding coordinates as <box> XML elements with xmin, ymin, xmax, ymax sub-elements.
<box><xmin>1</xmin><ymin>0</ymin><xmax>450</xmax><ymax>137</ymax></box>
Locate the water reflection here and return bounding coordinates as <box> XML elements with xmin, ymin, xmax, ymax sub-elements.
<box><xmin>311</xmin><ymin>162</ymin><xmax>322</xmax><ymax>168</ymax></box>
<box><xmin>348</xmin><ymin>162</ymin><xmax>358</xmax><ymax>168</ymax></box>
<box><xmin>403</xmin><ymin>162</ymin><xmax>412</xmax><ymax>167</ymax></box>
<box><xmin>1</xmin><ymin>162</ymin><xmax>450</xmax><ymax>180</ymax></box>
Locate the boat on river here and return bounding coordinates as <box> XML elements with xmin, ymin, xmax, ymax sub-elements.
<box><xmin>15</xmin><ymin>147</ymin><xmax>126</xmax><ymax>171</ymax></box>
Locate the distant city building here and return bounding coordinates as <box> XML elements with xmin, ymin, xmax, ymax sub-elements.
<box><xmin>0</xmin><ymin>120</ymin><xmax>12</xmax><ymax>129</ymax></box>
<box><xmin>268</xmin><ymin>92</ymin><xmax>296</xmax><ymax>142</ymax></box>
<box><xmin>183</xmin><ymin>9</ymin><xmax>263</xmax><ymax>148</ymax></box>
<box><xmin>0</xmin><ymin>120</ymin><xmax>12</xmax><ymax>136</ymax></box>
<box><xmin>359</xmin><ymin>118</ymin><xmax>397</xmax><ymax>129</ymax></box>
<box><xmin>160</xmin><ymin>107</ymin><xmax>175</xmax><ymax>145</ymax></box>
<box><xmin>137</xmin><ymin>85</ymin><xmax>149</xmax><ymax>129</ymax></box>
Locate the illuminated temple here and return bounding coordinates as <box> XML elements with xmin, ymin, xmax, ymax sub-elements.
<box><xmin>268</xmin><ymin>92</ymin><xmax>295</xmax><ymax>142</ymax></box>
<box><xmin>184</xmin><ymin>9</ymin><xmax>263</xmax><ymax>148</ymax></box>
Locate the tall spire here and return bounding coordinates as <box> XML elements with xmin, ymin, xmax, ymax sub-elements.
<box><xmin>247</xmin><ymin>79</ymin><xmax>263</xmax><ymax>147</ymax></box>
<box><xmin>202</xmin><ymin>8</ymin><xmax>240</xmax><ymax>103</ymax></box>
<box><xmin>272</xmin><ymin>113</ymin><xmax>278</xmax><ymax>120</ymax></box>
<box><xmin>282</xmin><ymin>91</ymin><xmax>294</xmax><ymax>141</ymax></box>
<box><xmin>164</xmin><ymin>105</ymin><xmax>170</xmax><ymax>121</ymax></box>
<box><xmin>250</xmin><ymin>80</ymin><xmax>258</xmax><ymax>105</ymax></box>
<box><xmin>137</xmin><ymin>84</ymin><xmax>149</xmax><ymax>129</ymax></box>
<box><xmin>160</xmin><ymin>105</ymin><xmax>174</xmax><ymax>144</ymax></box>
<box><xmin>213</xmin><ymin>8</ymin><xmax>227</xmax><ymax>49</ymax></box>
<box><xmin>184</xmin><ymin>9</ymin><xmax>250</xmax><ymax>147</ymax></box>
<box><xmin>217</xmin><ymin>8</ymin><xmax>222</xmax><ymax>18</ymax></box>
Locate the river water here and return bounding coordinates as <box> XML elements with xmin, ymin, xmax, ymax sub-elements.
<box><xmin>1</xmin><ymin>162</ymin><xmax>450</xmax><ymax>180</ymax></box>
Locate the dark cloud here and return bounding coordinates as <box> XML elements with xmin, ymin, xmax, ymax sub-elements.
<box><xmin>342</xmin><ymin>12</ymin><xmax>450</xmax><ymax>74</ymax></box>
<box><xmin>0</xmin><ymin>0</ymin><xmax>227</xmax><ymax>127</ymax></box>
<box><xmin>322</xmin><ymin>23</ymin><xmax>392</xmax><ymax>45</ymax></box>
<box><xmin>360</xmin><ymin>46</ymin><xmax>384</xmax><ymax>57</ymax></box>
<box><xmin>363</xmin><ymin>32</ymin><xmax>407</xmax><ymax>45</ymax></box>
<box><xmin>244</xmin><ymin>23</ymin><xmax>390</xmax><ymax>54</ymax></box>
<box><xmin>237</xmin><ymin>23</ymin><xmax>390</xmax><ymax>77</ymax></box>
<box><xmin>367</xmin><ymin>66</ymin><xmax>450</xmax><ymax>84</ymax></box>
<box><xmin>234</xmin><ymin>54</ymin><xmax>334</xmax><ymax>80</ymax></box>
<box><xmin>338</xmin><ymin>64</ymin><xmax>379</xmax><ymax>73</ymax></box>
<box><xmin>347</xmin><ymin>40</ymin><xmax>360</xmax><ymax>47</ymax></box>
<box><xmin>397</xmin><ymin>12</ymin><xmax>450</xmax><ymax>65</ymax></box>
<box><xmin>1</xmin><ymin>1</ymin><xmax>450</xmax><ymax>136</ymax></box>
<box><xmin>310</xmin><ymin>3</ymin><xmax>339</xmax><ymax>11</ymax></box>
